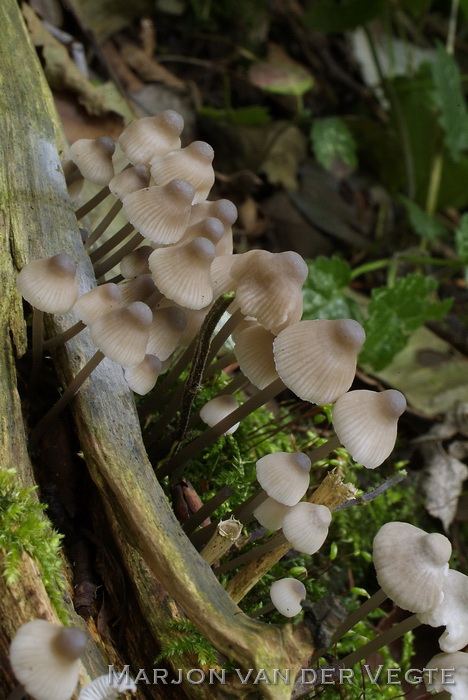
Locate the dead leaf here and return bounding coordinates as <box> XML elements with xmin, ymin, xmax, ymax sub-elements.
<box><xmin>23</xmin><ymin>5</ymin><xmax>133</xmax><ymax>122</ymax></box>
<box><xmin>259</xmin><ymin>122</ymin><xmax>308</xmax><ymax>190</ymax></box>
<box><xmin>422</xmin><ymin>442</ymin><xmax>468</xmax><ymax>531</ymax></box>
<box><xmin>249</xmin><ymin>42</ymin><xmax>314</xmax><ymax>97</ymax></box>
<box><xmin>119</xmin><ymin>41</ymin><xmax>186</xmax><ymax>89</ymax></box>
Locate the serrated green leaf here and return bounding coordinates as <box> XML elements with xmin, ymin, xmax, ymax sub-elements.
<box><xmin>304</xmin><ymin>0</ymin><xmax>385</xmax><ymax>32</ymax></box>
<box><xmin>432</xmin><ymin>44</ymin><xmax>468</xmax><ymax>162</ymax></box>
<box><xmin>302</xmin><ymin>255</ymin><xmax>364</xmax><ymax>321</ymax></box>
<box><xmin>400</xmin><ymin>195</ymin><xmax>447</xmax><ymax>242</ymax></box>
<box><xmin>360</xmin><ymin>275</ymin><xmax>452</xmax><ymax>371</ymax></box>
<box><xmin>311</xmin><ymin>117</ymin><xmax>358</xmax><ymax>174</ymax></box>
<box><xmin>455</xmin><ymin>213</ymin><xmax>468</xmax><ymax>263</ymax></box>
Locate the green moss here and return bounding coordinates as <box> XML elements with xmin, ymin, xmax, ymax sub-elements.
<box><xmin>0</xmin><ymin>469</ymin><xmax>69</xmax><ymax>623</ymax></box>
<box><xmin>155</xmin><ymin>619</ymin><xmax>218</xmax><ymax>667</ymax></box>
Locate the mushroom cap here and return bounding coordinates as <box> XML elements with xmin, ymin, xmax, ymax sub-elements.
<box><xmin>253</xmin><ymin>496</ymin><xmax>291</xmax><ymax>531</ymax></box>
<box><xmin>146</xmin><ymin>305</ymin><xmax>187</xmax><ymax>360</ymax></box>
<box><xmin>78</xmin><ymin>673</ymin><xmax>136</xmax><ymax>700</ymax></box>
<box><xmin>108</xmin><ymin>165</ymin><xmax>150</xmax><ymax>200</ymax></box>
<box><xmin>150</xmin><ymin>141</ymin><xmax>215</xmax><ymax>204</ymax></box>
<box><xmin>270</xmin><ymin>578</ymin><xmax>307</xmax><ymax>618</ymax></box>
<box><xmin>373</xmin><ymin>521</ymin><xmax>452</xmax><ymax>614</ymax></box>
<box><xmin>16</xmin><ymin>253</ymin><xmax>79</xmax><ymax>313</ymax></box>
<box><xmin>119</xmin><ymin>274</ymin><xmax>158</xmax><ymax>306</ymax></box>
<box><xmin>425</xmin><ymin>651</ymin><xmax>468</xmax><ymax>700</ymax></box>
<box><xmin>73</xmin><ymin>283</ymin><xmax>122</xmax><ymax>325</ymax></box>
<box><xmin>177</xmin><ymin>217</ymin><xmax>224</xmax><ymax>247</ymax></box>
<box><xmin>124</xmin><ymin>354</ymin><xmax>162</xmax><ymax>395</ymax></box>
<box><xmin>332</xmin><ymin>389</ymin><xmax>406</xmax><ymax>468</ymax></box>
<box><xmin>199</xmin><ymin>395</ymin><xmax>240</xmax><ymax>435</ymax></box>
<box><xmin>233</xmin><ymin>322</ymin><xmax>278</xmax><ymax>389</ymax></box>
<box><xmin>230</xmin><ymin>250</ymin><xmax>308</xmax><ymax>333</ymax></box>
<box><xmin>255</xmin><ymin>452</ymin><xmax>311</xmax><ymax>506</ymax></box>
<box><xmin>418</xmin><ymin>569</ymin><xmax>468</xmax><ymax>653</ymax></box>
<box><xmin>88</xmin><ymin>301</ymin><xmax>152</xmax><ymax>366</ymax></box>
<box><xmin>69</xmin><ymin>137</ymin><xmax>115</xmax><ymax>185</ymax></box>
<box><xmin>9</xmin><ymin>620</ymin><xmax>86</xmax><ymax>700</ymax></box>
<box><xmin>210</xmin><ymin>254</ymin><xmax>238</xmax><ymax>297</ymax></box>
<box><xmin>190</xmin><ymin>198</ymin><xmax>238</xmax><ymax>228</ymax></box>
<box><xmin>118</xmin><ymin>110</ymin><xmax>184</xmax><ymax>166</ymax></box>
<box><xmin>273</xmin><ymin>319</ymin><xmax>366</xmax><ymax>405</ymax></box>
<box><xmin>148</xmin><ymin>238</ymin><xmax>215</xmax><ymax>310</ymax></box>
<box><xmin>122</xmin><ymin>180</ymin><xmax>194</xmax><ymax>245</ymax></box>
<box><xmin>281</xmin><ymin>502</ymin><xmax>331</xmax><ymax>555</ymax></box>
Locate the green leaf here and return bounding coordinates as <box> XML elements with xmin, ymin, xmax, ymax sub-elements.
<box><xmin>302</xmin><ymin>255</ymin><xmax>364</xmax><ymax>322</ymax></box>
<box><xmin>399</xmin><ymin>195</ymin><xmax>447</xmax><ymax>242</ymax></box>
<box><xmin>310</xmin><ymin>117</ymin><xmax>358</xmax><ymax>174</ymax></box>
<box><xmin>432</xmin><ymin>44</ymin><xmax>468</xmax><ymax>162</ymax></box>
<box><xmin>304</xmin><ymin>0</ymin><xmax>385</xmax><ymax>32</ymax></box>
<box><xmin>360</xmin><ymin>275</ymin><xmax>452</xmax><ymax>371</ymax></box>
<box><xmin>455</xmin><ymin>213</ymin><xmax>468</xmax><ymax>263</ymax></box>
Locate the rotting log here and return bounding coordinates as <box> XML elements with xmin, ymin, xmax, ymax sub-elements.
<box><xmin>1</xmin><ymin>2</ymin><xmax>318</xmax><ymax>699</ymax></box>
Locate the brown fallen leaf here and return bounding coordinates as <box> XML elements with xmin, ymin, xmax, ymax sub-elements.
<box><xmin>422</xmin><ymin>441</ymin><xmax>468</xmax><ymax>532</ymax></box>
<box><xmin>259</xmin><ymin>121</ymin><xmax>308</xmax><ymax>190</ymax></box>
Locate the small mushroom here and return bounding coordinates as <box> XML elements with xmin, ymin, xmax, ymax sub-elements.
<box><xmin>332</xmin><ymin>389</ymin><xmax>406</xmax><ymax>469</ymax></box>
<box><xmin>255</xmin><ymin>452</ymin><xmax>311</xmax><ymax>506</ymax></box>
<box><xmin>150</xmin><ymin>141</ymin><xmax>215</xmax><ymax>204</ymax></box>
<box><xmin>253</xmin><ymin>496</ymin><xmax>291</xmax><ymax>531</ymax></box>
<box><xmin>9</xmin><ymin>620</ymin><xmax>87</xmax><ymax>700</ymax></box>
<box><xmin>124</xmin><ymin>354</ymin><xmax>162</xmax><ymax>395</ymax></box>
<box><xmin>88</xmin><ymin>301</ymin><xmax>152</xmax><ymax>367</ymax></box>
<box><xmin>233</xmin><ymin>322</ymin><xmax>278</xmax><ymax>389</ymax></box>
<box><xmin>69</xmin><ymin>137</ymin><xmax>115</xmax><ymax>185</ymax></box>
<box><xmin>425</xmin><ymin>651</ymin><xmax>468</xmax><ymax>700</ymax></box>
<box><xmin>281</xmin><ymin>502</ymin><xmax>331</xmax><ymax>555</ymax></box>
<box><xmin>418</xmin><ymin>569</ymin><xmax>468</xmax><ymax>653</ymax></box>
<box><xmin>270</xmin><ymin>578</ymin><xmax>307</xmax><ymax>618</ymax></box>
<box><xmin>118</xmin><ymin>110</ymin><xmax>184</xmax><ymax>166</ymax></box>
<box><xmin>199</xmin><ymin>395</ymin><xmax>240</xmax><ymax>435</ymax></box>
<box><xmin>373</xmin><ymin>521</ymin><xmax>452</xmax><ymax>614</ymax></box>
<box><xmin>78</xmin><ymin>673</ymin><xmax>136</xmax><ymax>700</ymax></box>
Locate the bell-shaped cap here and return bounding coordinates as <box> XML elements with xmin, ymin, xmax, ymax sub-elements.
<box><xmin>270</xmin><ymin>578</ymin><xmax>306</xmax><ymax>618</ymax></box>
<box><xmin>234</xmin><ymin>322</ymin><xmax>278</xmax><ymax>389</ymax></box>
<box><xmin>150</xmin><ymin>141</ymin><xmax>215</xmax><ymax>204</ymax></box>
<box><xmin>78</xmin><ymin>673</ymin><xmax>137</xmax><ymax>700</ymax></box>
<box><xmin>190</xmin><ymin>198</ymin><xmax>237</xmax><ymax>256</ymax></box>
<box><xmin>373</xmin><ymin>521</ymin><xmax>452</xmax><ymax>614</ymax></box>
<box><xmin>108</xmin><ymin>165</ymin><xmax>150</xmax><ymax>200</ymax></box>
<box><xmin>148</xmin><ymin>238</ymin><xmax>215</xmax><ymax>310</ymax></box>
<box><xmin>199</xmin><ymin>395</ymin><xmax>240</xmax><ymax>435</ymax></box>
<box><xmin>273</xmin><ymin>319</ymin><xmax>365</xmax><ymax>405</ymax></box>
<box><xmin>282</xmin><ymin>502</ymin><xmax>331</xmax><ymax>555</ymax></box>
<box><xmin>418</xmin><ymin>569</ymin><xmax>468</xmax><ymax>653</ymax></box>
<box><xmin>124</xmin><ymin>354</ymin><xmax>162</xmax><ymax>395</ymax></box>
<box><xmin>146</xmin><ymin>305</ymin><xmax>187</xmax><ymax>360</ymax></box>
<box><xmin>16</xmin><ymin>253</ymin><xmax>79</xmax><ymax>313</ymax></box>
<box><xmin>231</xmin><ymin>250</ymin><xmax>308</xmax><ymax>333</ymax></box>
<box><xmin>9</xmin><ymin>620</ymin><xmax>86</xmax><ymax>700</ymax></box>
<box><xmin>118</xmin><ymin>110</ymin><xmax>184</xmax><ymax>166</ymax></box>
<box><xmin>120</xmin><ymin>246</ymin><xmax>153</xmax><ymax>279</ymax></box>
<box><xmin>425</xmin><ymin>652</ymin><xmax>468</xmax><ymax>700</ymax></box>
<box><xmin>332</xmin><ymin>389</ymin><xmax>406</xmax><ymax>468</ymax></box>
<box><xmin>211</xmin><ymin>254</ymin><xmax>238</xmax><ymax>297</ymax></box>
<box><xmin>88</xmin><ymin>301</ymin><xmax>152</xmax><ymax>366</ymax></box>
<box><xmin>254</xmin><ymin>496</ymin><xmax>291</xmax><ymax>531</ymax></box>
<box><xmin>177</xmin><ymin>217</ymin><xmax>224</xmax><ymax>247</ymax></box>
<box><xmin>256</xmin><ymin>452</ymin><xmax>311</xmax><ymax>506</ymax></box>
<box><xmin>73</xmin><ymin>283</ymin><xmax>121</xmax><ymax>325</ymax></box>
<box><xmin>122</xmin><ymin>180</ymin><xmax>194</xmax><ymax>245</ymax></box>
<box><xmin>69</xmin><ymin>136</ymin><xmax>115</xmax><ymax>185</ymax></box>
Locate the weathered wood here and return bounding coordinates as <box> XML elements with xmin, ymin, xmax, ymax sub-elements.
<box><xmin>0</xmin><ymin>3</ymin><xmax>317</xmax><ymax>698</ymax></box>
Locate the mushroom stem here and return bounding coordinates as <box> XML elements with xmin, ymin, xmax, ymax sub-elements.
<box><xmin>338</xmin><ymin>613</ymin><xmax>420</xmax><ymax>668</ymax></box>
<box><xmin>75</xmin><ymin>185</ymin><xmax>110</xmax><ymax>220</ymax></box>
<box><xmin>94</xmin><ymin>231</ymin><xmax>144</xmax><ymax>279</ymax></box>
<box><xmin>85</xmin><ymin>200</ymin><xmax>123</xmax><ymax>250</ymax></box>
<box><xmin>307</xmin><ymin>435</ymin><xmax>342</xmax><ymax>464</ymax></box>
<box><xmin>158</xmin><ymin>377</ymin><xmax>285</xmax><ymax>482</ymax></box>
<box><xmin>29</xmin><ymin>307</ymin><xmax>44</xmax><ymax>389</ymax></box>
<box><xmin>6</xmin><ymin>684</ymin><xmax>26</xmax><ymax>700</ymax></box>
<box><xmin>250</xmin><ymin>602</ymin><xmax>275</xmax><ymax>618</ymax></box>
<box><xmin>29</xmin><ymin>350</ymin><xmax>105</xmax><ymax>449</ymax></box>
<box><xmin>89</xmin><ymin>221</ymin><xmax>133</xmax><ymax>263</ymax></box>
<box><xmin>183</xmin><ymin>485</ymin><xmax>234</xmax><ymax>535</ymax></box>
<box><xmin>43</xmin><ymin>320</ymin><xmax>86</xmax><ymax>350</ymax></box>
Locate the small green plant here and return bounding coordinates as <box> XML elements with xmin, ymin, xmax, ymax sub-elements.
<box><xmin>0</xmin><ymin>469</ymin><xmax>68</xmax><ymax>622</ymax></box>
<box><xmin>155</xmin><ymin>619</ymin><xmax>218</xmax><ymax>667</ymax></box>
